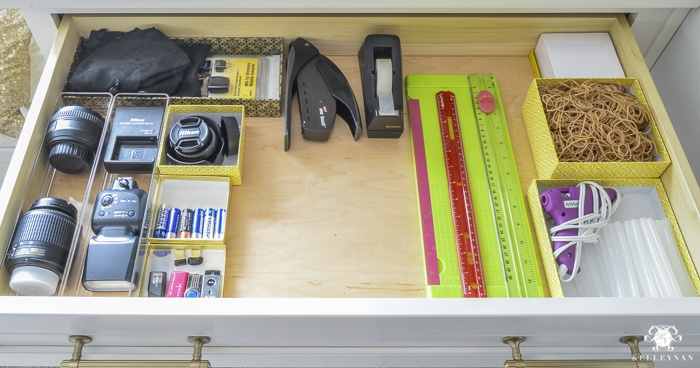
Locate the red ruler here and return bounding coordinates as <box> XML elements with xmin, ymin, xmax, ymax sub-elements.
<box><xmin>436</xmin><ymin>91</ymin><xmax>487</xmax><ymax>298</ymax></box>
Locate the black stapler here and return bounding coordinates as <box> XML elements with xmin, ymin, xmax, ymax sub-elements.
<box><xmin>284</xmin><ymin>38</ymin><xmax>362</xmax><ymax>151</ymax></box>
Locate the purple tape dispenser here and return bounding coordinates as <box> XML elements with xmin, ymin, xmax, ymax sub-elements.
<box><xmin>541</xmin><ymin>186</ymin><xmax>619</xmax><ymax>277</ymax></box>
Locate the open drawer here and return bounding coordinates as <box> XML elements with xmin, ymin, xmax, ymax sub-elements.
<box><xmin>1</xmin><ymin>13</ymin><xmax>699</xmax><ymax>367</ymax></box>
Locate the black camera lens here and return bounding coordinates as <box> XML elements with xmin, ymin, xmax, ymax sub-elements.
<box><xmin>45</xmin><ymin>106</ymin><xmax>105</xmax><ymax>174</ymax></box>
<box><xmin>166</xmin><ymin>116</ymin><xmax>223</xmax><ymax>164</ymax></box>
<box><xmin>6</xmin><ymin>197</ymin><xmax>78</xmax><ymax>296</ymax></box>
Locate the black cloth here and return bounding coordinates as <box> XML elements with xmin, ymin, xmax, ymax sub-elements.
<box><xmin>85</xmin><ymin>28</ymin><xmax>128</xmax><ymax>55</ymax></box>
<box><xmin>67</xmin><ymin>28</ymin><xmax>205</xmax><ymax>96</ymax></box>
<box><xmin>174</xmin><ymin>44</ymin><xmax>212</xmax><ymax>97</ymax></box>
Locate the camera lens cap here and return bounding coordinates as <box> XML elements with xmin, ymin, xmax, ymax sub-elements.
<box><xmin>168</xmin><ymin>116</ymin><xmax>219</xmax><ymax>163</ymax></box>
<box><xmin>48</xmin><ymin>143</ymin><xmax>94</xmax><ymax>175</ymax></box>
<box><xmin>170</xmin><ymin>117</ymin><xmax>211</xmax><ymax>153</ymax></box>
<box><xmin>220</xmin><ymin>115</ymin><xmax>240</xmax><ymax>157</ymax></box>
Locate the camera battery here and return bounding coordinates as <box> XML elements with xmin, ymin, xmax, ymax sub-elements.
<box><xmin>104</xmin><ymin>107</ymin><xmax>165</xmax><ymax>173</ymax></box>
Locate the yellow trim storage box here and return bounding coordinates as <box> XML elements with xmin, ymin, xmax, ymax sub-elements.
<box><xmin>522</xmin><ymin>78</ymin><xmax>671</xmax><ymax>179</ymax></box>
<box><xmin>156</xmin><ymin>104</ymin><xmax>245</xmax><ymax>185</ymax></box>
<box><xmin>527</xmin><ymin>178</ymin><xmax>700</xmax><ymax>298</ymax></box>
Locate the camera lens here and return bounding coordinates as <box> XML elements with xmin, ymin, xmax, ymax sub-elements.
<box><xmin>167</xmin><ymin>116</ymin><xmax>222</xmax><ymax>164</ymax></box>
<box><xmin>45</xmin><ymin>106</ymin><xmax>105</xmax><ymax>174</ymax></box>
<box><xmin>6</xmin><ymin>197</ymin><xmax>78</xmax><ymax>296</ymax></box>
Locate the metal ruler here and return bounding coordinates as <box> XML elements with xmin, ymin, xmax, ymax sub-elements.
<box><xmin>436</xmin><ymin>91</ymin><xmax>486</xmax><ymax>298</ymax></box>
<box><xmin>467</xmin><ymin>73</ymin><xmax>543</xmax><ymax>298</ymax></box>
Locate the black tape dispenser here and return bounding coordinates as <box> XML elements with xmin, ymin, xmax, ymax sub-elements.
<box><xmin>284</xmin><ymin>38</ymin><xmax>362</xmax><ymax>151</ymax></box>
<box><xmin>358</xmin><ymin>34</ymin><xmax>403</xmax><ymax>138</ymax></box>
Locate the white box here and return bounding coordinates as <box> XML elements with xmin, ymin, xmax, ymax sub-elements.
<box><xmin>535</xmin><ymin>33</ymin><xmax>626</xmax><ymax>78</ymax></box>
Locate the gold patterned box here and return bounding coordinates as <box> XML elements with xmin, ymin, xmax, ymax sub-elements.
<box><xmin>156</xmin><ymin>104</ymin><xmax>245</xmax><ymax>185</ymax></box>
<box><xmin>65</xmin><ymin>36</ymin><xmax>283</xmax><ymax>117</ymax></box>
<box><xmin>527</xmin><ymin>179</ymin><xmax>700</xmax><ymax>298</ymax></box>
<box><xmin>522</xmin><ymin>78</ymin><xmax>671</xmax><ymax>179</ymax></box>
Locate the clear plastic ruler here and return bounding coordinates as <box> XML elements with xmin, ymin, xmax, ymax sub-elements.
<box><xmin>468</xmin><ymin>73</ymin><xmax>543</xmax><ymax>298</ymax></box>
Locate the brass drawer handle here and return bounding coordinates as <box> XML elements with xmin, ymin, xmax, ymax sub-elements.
<box><xmin>61</xmin><ymin>335</ymin><xmax>211</xmax><ymax>368</ymax></box>
<box><xmin>503</xmin><ymin>336</ymin><xmax>653</xmax><ymax>368</ymax></box>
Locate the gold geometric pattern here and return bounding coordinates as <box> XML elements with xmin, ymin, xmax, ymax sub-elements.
<box><xmin>522</xmin><ymin>78</ymin><xmax>671</xmax><ymax>179</ymax></box>
<box><xmin>527</xmin><ymin>179</ymin><xmax>700</xmax><ymax>298</ymax></box>
<box><xmin>156</xmin><ymin>104</ymin><xmax>245</xmax><ymax>185</ymax></box>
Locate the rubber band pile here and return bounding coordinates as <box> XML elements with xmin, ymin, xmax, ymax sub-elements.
<box><xmin>539</xmin><ymin>80</ymin><xmax>656</xmax><ymax>162</ymax></box>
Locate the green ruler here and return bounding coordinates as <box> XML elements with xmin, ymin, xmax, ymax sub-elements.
<box><xmin>406</xmin><ymin>74</ymin><xmax>544</xmax><ymax>298</ymax></box>
<box><xmin>467</xmin><ymin>73</ymin><xmax>544</xmax><ymax>298</ymax></box>
<box><xmin>407</xmin><ymin>75</ymin><xmax>507</xmax><ymax>298</ymax></box>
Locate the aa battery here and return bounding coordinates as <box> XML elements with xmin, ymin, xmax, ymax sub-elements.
<box><xmin>177</xmin><ymin>209</ymin><xmax>193</xmax><ymax>238</ymax></box>
<box><xmin>192</xmin><ymin>208</ymin><xmax>205</xmax><ymax>239</ymax></box>
<box><xmin>215</xmin><ymin>209</ymin><xmax>226</xmax><ymax>239</ymax></box>
<box><xmin>165</xmin><ymin>208</ymin><xmax>181</xmax><ymax>239</ymax></box>
<box><xmin>153</xmin><ymin>203</ymin><xmax>171</xmax><ymax>238</ymax></box>
<box><xmin>141</xmin><ymin>206</ymin><xmax>152</xmax><ymax>239</ymax></box>
<box><xmin>203</xmin><ymin>208</ymin><xmax>216</xmax><ymax>239</ymax></box>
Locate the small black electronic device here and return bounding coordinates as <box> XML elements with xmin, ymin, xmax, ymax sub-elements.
<box><xmin>208</xmin><ymin>76</ymin><xmax>230</xmax><ymax>94</ymax></box>
<box><xmin>214</xmin><ymin>60</ymin><xmax>227</xmax><ymax>72</ymax></box>
<box><xmin>184</xmin><ymin>273</ymin><xmax>203</xmax><ymax>298</ymax></box>
<box><xmin>103</xmin><ymin>107</ymin><xmax>165</xmax><ymax>172</ymax></box>
<box><xmin>82</xmin><ymin>178</ymin><xmax>148</xmax><ymax>292</ymax></box>
<box><xmin>188</xmin><ymin>249</ymin><xmax>203</xmax><ymax>265</ymax></box>
<box><xmin>148</xmin><ymin>271</ymin><xmax>167</xmax><ymax>297</ymax></box>
<box><xmin>201</xmin><ymin>270</ymin><xmax>221</xmax><ymax>298</ymax></box>
<box><xmin>174</xmin><ymin>249</ymin><xmax>187</xmax><ymax>266</ymax></box>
